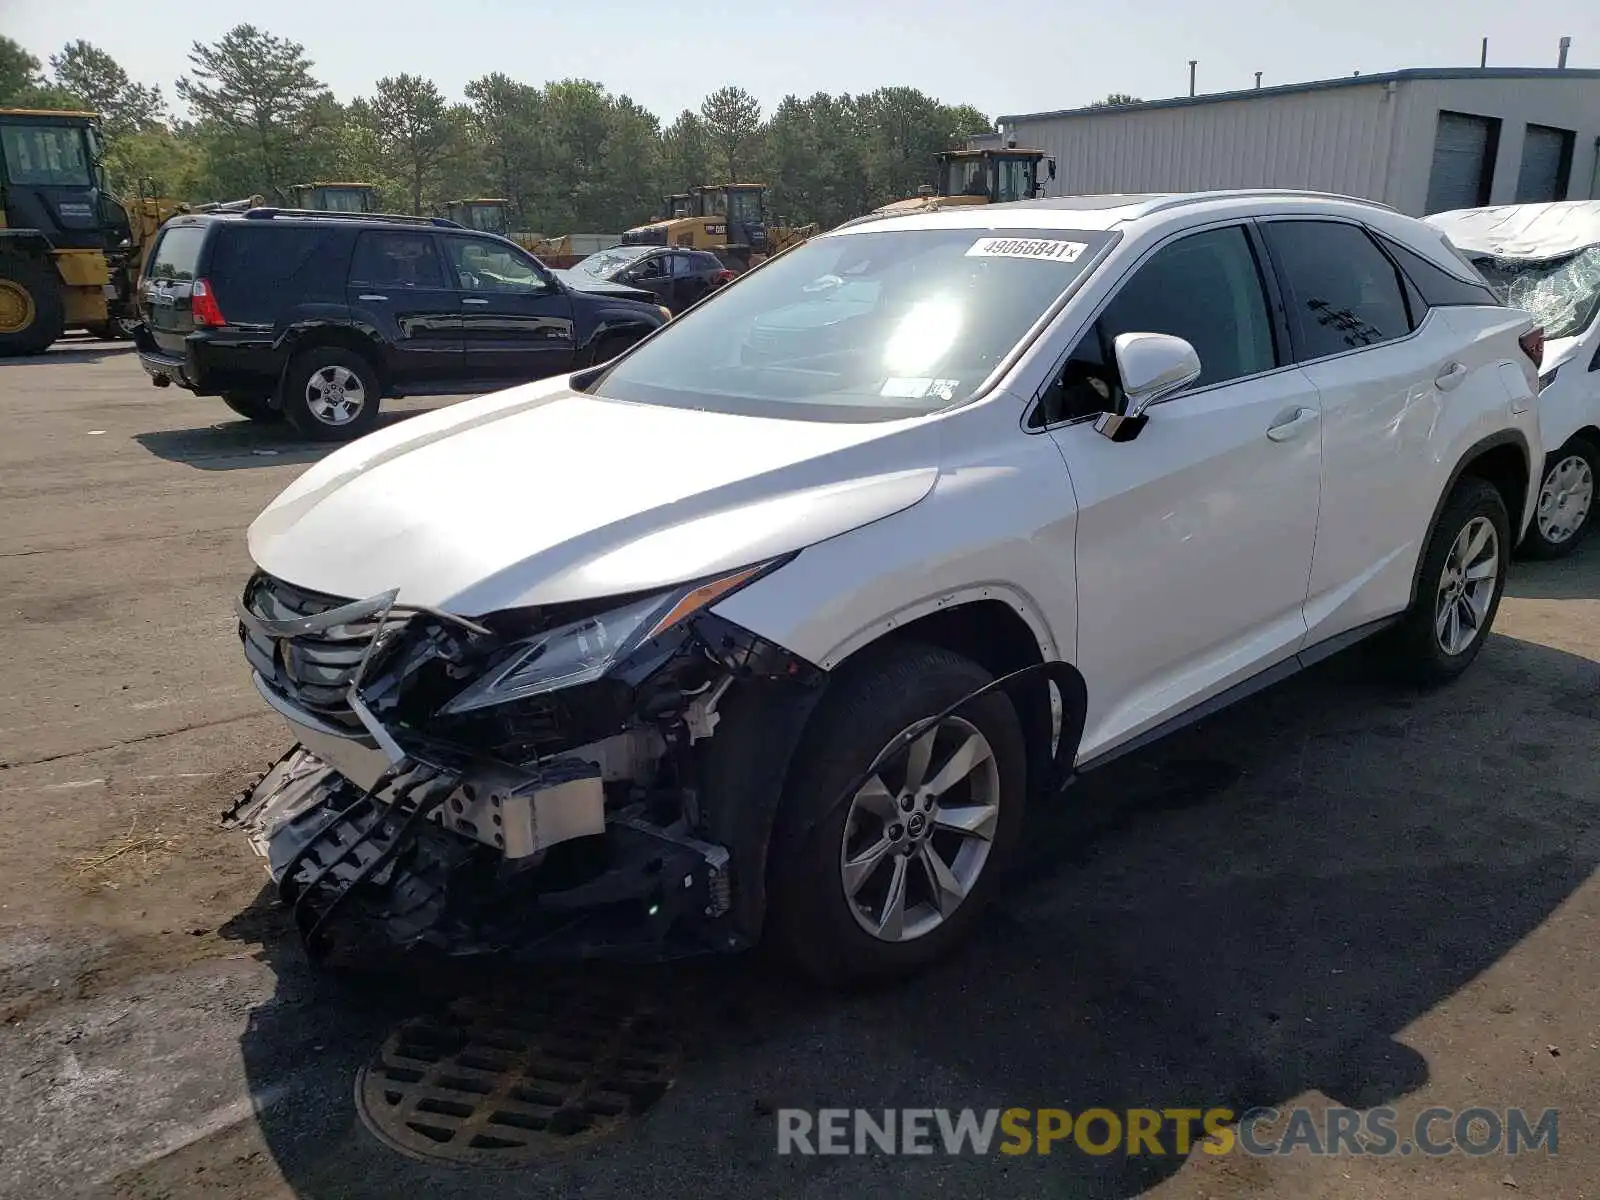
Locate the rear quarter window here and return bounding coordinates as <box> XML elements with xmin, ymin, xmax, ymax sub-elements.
<box><xmin>1376</xmin><ymin>234</ymin><xmax>1501</xmax><ymax>309</ymax></box>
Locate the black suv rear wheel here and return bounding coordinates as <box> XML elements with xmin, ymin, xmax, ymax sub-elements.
<box><xmin>221</xmin><ymin>391</ymin><xmax>283</xmax><ymax>423</ymax></box>
<box><xmin>282</xmin><ymin>346</ymin><xmax>382</xmax><ymax>441</ymax></box>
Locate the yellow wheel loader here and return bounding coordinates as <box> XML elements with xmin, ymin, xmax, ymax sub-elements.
<box><xmin>621</xmin><ymin>184</ymin><xmax>817</xmax><ymax>273</ymax></box>
<box><xmin>0</xmin><ymin>108</ymin><xmax>171</xmax><ymax>355</ymax></box>
<box><xmin>871</xmin><ymin>145</ymin><xmax>1057</xmax><ymax>217</ymax></box>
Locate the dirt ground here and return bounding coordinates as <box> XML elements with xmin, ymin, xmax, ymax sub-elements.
<box><xmin>0</xmin><ymin>339</ymin><xmax>1595</xmax><ymax>1200</ymax></box>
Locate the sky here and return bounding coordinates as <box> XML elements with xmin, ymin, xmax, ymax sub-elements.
<box><xmin>2</xmin><ymin>0</ymin><xmax>1596</xmax><ymax>123</ymax></box>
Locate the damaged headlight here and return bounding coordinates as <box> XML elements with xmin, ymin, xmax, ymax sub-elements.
<box><xmin>440</xmin><ymin>562</ymin><xmax>775</xmax><ymax>714</ymax></box>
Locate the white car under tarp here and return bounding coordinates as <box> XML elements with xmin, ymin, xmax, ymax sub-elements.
<box><xmin>1429</xmin><ymin>201</ymin><xmax>1600</xmax><ymax>558</ymax></box>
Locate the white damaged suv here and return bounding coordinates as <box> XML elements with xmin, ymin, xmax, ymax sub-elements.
<box><xmin>230</xmin><ymin>190</ymin><xmax>1542</xmax><ymax>984</ymax></box>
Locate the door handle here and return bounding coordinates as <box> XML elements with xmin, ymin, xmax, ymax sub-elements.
<box><xmin>357</xmin><ymin>294</ymin><xmax>388</xmax><ymax>302</ymax></box>
<box><xmin>1266</xmin><ymin>406</ymin><xmax>1319</xmax><ymax>442</ymax></box>
<box><xmin>1435</xmin><ymin>361</ymin><xmax>1468</xmax><ymax>391</ymax></box>
<box><xmin>463</xmin><ymin>297</ymin><xmax>490</xmax><ymax>306</ymax></box>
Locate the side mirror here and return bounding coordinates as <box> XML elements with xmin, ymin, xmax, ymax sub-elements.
<box><xmin>1094</xmin><ymin>332</ymin><xmax>1202</xmax><ymax>442</ymax></box>
<box><xmin>1048</xmin><ymin>157</ymin><xmax>1058</xmax><ymax>180</ymax></box>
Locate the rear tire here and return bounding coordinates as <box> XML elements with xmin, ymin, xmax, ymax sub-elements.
<box><xmin>768</xmin><ymin>643</ymin><xmax>1028</xmax><ymax>987</ymax></box>
<box><xmin>0</xmin><ymin>255</ymin><xmax>66</xmax><ymax>357</ymax></box>
<box><xmin>1384</xmin><ymin>475</ymin><xmax>1510</xmax><ymax>686</ymax></box>
<box><xmin>281</xmin><ymin>346</ymin><xmax>381</xmax><ymax>442</ymax></box>
<box><xmin>1518</xmin><ymin>435</ymin><xmax>1597</xmax><ymax>560</ymax></box>
<box><xmin>221</xmin><ymin>391</ymin><xmax>283</xmax><ymax>423</ymax></box>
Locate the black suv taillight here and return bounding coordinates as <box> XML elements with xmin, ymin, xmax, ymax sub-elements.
<box><xmin>191</xmin><ymin>278</ymin><xmax>226</xmax><ymax>328</ymax></box>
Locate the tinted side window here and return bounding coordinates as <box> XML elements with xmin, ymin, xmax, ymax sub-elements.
<box><xmin>1375</xmin><ymin>234</ymin><xmax>1501</xmax><ymax>308</ymax></box>
<box><xmin>348</xmin><ymin>231</ymin><xmax>446</xmax><ymax>289</ymax></box>
<box><xmin>209</xmin><ymin>226</ymin><xmax>343</xmax><ymax>292</ymax></box>
<box><xmin>1263</xmin><ymin>221</ymin><xmax>1414</xmax><ymax>360</ymax></box>
<box><xmin>1033</xmin><ymin>225</ymin><xmax>1275</xmax><ymax>426</ymax></box>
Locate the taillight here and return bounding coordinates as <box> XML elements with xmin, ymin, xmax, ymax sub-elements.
<box><xmin>714</xmin><ymin>269</ymin><xmax>735</xmax><ymax>285</ymax></box>
<box><xmin>1518</xmin><ymin>326</ymin><xmax>1545</xmax><ymax>370</ymax></box>
<box><xmin>191</xmin><ymin>278</ymin><xmax>226</xmax><ymax>327</ymax></box>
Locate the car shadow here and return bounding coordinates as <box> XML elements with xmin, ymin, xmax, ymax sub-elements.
<box><xmin>121</xmin><ymin>629</ymin><xmax>1598</xmax><ymax>1199</ymax></box>
<box><xmin>10</xmin><ymin>340</ymin><xmax>136</xmax><ymax>365</ymax></box>
<box><xmin>1507</xmin><ymin>538</ymin><xmax>1598</xmax><ymax>600</ymax></box>
<box><xmin>134</xmin><ymin>410</ymin><xmax>427</xmax><ymax>471</ymax></box>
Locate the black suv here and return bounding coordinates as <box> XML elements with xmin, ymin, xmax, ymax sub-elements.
<box><xmin>133</xmin><ymin>209</ymin><xmax>671</xmax><ymax>440</ymax></box>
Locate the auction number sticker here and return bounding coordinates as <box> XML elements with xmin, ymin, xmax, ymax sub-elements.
<box><xmin>966</xmin><ymin>237</ymin><xmax>1088</xmax><ymax>262</ymax></box>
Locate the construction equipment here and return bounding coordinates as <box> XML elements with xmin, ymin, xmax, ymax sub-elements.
<box><xmin>0</xmin><ymin>107</ymin><xmax>176</xmax><ymax>354</ymax></box>
<box><xmin>444</xmin><ymin>197</ymin><xmax>511</xmax><ymax>236</ymax></box>
<box><xmin>287</xmin><ymin>182</ymin><xmax>379</xmax><ymax>213</ymax></box>
<box><xmin>621</xmin><ymin>184</ymin><xmax>817</xmax><ymax>273</ymax></box>
<box><xmin>871</xmin><ymin>145</ymin><xmax>1057</xmax><ymax>217</ymax></box>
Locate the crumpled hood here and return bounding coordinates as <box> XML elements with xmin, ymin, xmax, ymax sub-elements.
<box><xmin>1427</xmin><ymin>201</ymin><xmax>1600</xmax><ymax>260</ymax></box>
<box><xmin>247</xmin><ymin>376</ymin><xmax>939</xmax><ymax>615</ymax></box>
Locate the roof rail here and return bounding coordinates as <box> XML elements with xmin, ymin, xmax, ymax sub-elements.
<box><xmin>240</xmin><ymin>207</ymin><xmax>463</xmax><ymax>228</ymax></box>
<box><xmin>1133</xmin><ymin>189</ymin><xmax>1400</xmax><ymax>218</ymax></box>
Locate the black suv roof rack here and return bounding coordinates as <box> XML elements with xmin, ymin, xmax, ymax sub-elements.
<box><xmin>240</xmin><ymin>207</ymin><xmax>463</xmax><ymax>228</ymax></box>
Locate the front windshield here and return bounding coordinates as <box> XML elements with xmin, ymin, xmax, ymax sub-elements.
<box><xmin>464</xmin><ymin>204</ymin><xmax>508</xmax><ymax>234</ymax></box>
<box><xmin>1</xmin><ymin>124</ymin><xmax>92</xmax><ymax>186</ymax></box>
<box><xmin>578</xmin><ymin>246</ymin><xmax>650</xmax><ymax>279</ymax></box>
<box><xmin>994</xmin><ymin>157</ymin><xmax>1036</xmax><ymax>203</ymax></box>
<box><xmin>589</xmin><ymin>226</ymin><xmax>1114</xmax><ymax>422</ymax></box>
<box><xmin>1472</xmin><ymin>249</ymin><xmax>1600</xmax><ymax>340</ymax></box>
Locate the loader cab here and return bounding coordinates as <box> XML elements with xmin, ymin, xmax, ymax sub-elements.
<box><xmin>444</xmin><ymin>198</ymin><xmax>510</xmax><ymax>235</ymax></box>
<box><xmin>663</xmin><ymin>193</ymin><xmax>692</xmax><ymax>219</ymax></box>
<box><xmin>0</xmin><ymin>109</ymin><xmax>126</xmax><ymax>251</ymax></box>
<box><xmin>693</xmin><ymin>183</ymin><xmax>768</xmax><ymax>252</ymax></box>
<box><xmin>288</xmin><ymin>182</ymin><xmax>378</xmax><ymax>213</ymax></box>
<box><xmin>936</xmin><ymin>148</ymin><xmax>1056</xmax><ymax>204</ymax></box>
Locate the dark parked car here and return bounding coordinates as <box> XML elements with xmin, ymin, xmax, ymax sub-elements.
<box><xmin>133</xmin><ymin>209</ymin><xmax>671</xmax><ymax>440</ymax></box>
<box><xmin>559</xmin><ymin>245</ymin><xmax>734</xmax><ymax>313</ymax></box>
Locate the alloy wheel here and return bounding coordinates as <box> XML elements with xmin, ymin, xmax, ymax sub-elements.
<box><xmin>1535</xmin><ymin>454</ymin><xmax>1595</xmax><ymax>545</ymax></box>
<box><xmin>1435</xmin><ymin>515</ymin><xmax>1500</xmax><ymax>656</ymax></box>
<box><xmin>305</xmin><ymin>365</ymin><xmax>367</xmax><ymax>426</ymax></box>
<box><xmin>838</xmin><ymin>715</ymin><xmax>1001</xmax><ymax>943</ymax></box>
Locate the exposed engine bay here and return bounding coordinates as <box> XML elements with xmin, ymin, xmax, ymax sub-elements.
<box><xmin>224</xmin><ymin>564</ymin><xmax>827</xmax><ymax>961</ymax></box>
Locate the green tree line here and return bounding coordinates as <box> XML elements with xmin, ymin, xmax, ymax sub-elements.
<box><xmin>1</xmin><ymin>27</ymin><xmax>993</xmax><ymax>231</ymax></box>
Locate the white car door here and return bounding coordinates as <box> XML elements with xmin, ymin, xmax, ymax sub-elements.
<box><xmin>1258</xmin><ymin>218</ymin><xmax>1507</xmax><ymax>640</ymax></box>
<box><xmin>1035</xmin><ymin>223</ymin><xmax>1324</xmax><ymax>763</ymax></box>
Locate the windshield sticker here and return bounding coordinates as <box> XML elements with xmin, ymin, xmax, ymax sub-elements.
<box><xmin>966</xmin><ymin>237</ymin><xmax>1088</xmax><ymax>262</ymax></box>
<box><xmin>880</xmin><ymin>378</ymin><xmax>962</xmax><ymax>400</ymax></box>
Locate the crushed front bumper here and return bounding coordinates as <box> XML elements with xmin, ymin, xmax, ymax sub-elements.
<box><xmin>226</xmin><ymin>744</ymin><xmax>740</xmax><ymax>962</ymax></box>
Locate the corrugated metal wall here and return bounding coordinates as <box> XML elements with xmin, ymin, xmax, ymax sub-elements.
<box><xmin>1005</xmin><ymin>84</ymin><xmax>1402</xmax><ymax>206</ymax></box>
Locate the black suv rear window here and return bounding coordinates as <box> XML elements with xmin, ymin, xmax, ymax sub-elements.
<box><xmin>146</xmin><ymin>226</ymin><xmax>207</xmax><ymax>281</ymax></box>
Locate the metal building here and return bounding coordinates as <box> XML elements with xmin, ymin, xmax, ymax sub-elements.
<box><xmin>995</xmin><ymin>67</ymin><xmax>1600</xmax><ymax>216</ymax></box>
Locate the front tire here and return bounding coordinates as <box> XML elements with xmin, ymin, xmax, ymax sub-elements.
<box><xmin>768</xmin><ymin>643</ymin><xmax>1028</xmax><ymax>986</ymax></box>
<box><xmin>0</xmin><ymin>255</ymin><xmax>66</xmax><ymax>357</ymax></box>
<box><xmin>1385</xmin><ymin>475</ymin><xmax>1510</xmax><ymax>685</ymax></box>
<box><xmin>1519</xmin><ymin>435</ymin><xmax>1597</xmax><ymax>560</ymax></box>
<box><xmin>282</xmin><ymin>346</ymin><xmax>381</xmax><ymax>441</ymax></box>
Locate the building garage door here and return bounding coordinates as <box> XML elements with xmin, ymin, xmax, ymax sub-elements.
<box><xmin>1425</xmin><ymin>111</ymin><xmax>1499</xmax><ymax>215</ymax></box>
<box><xmin>1515</xmin><ymin>124</ymin><xmax>1573</xmax><ymax>203</ymax></box>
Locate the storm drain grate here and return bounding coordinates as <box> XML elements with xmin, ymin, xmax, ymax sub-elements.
<box><xmin>355</xmin><ymin>977</ymin><xmax>684</xmax><ymax>1165</ymax></box>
